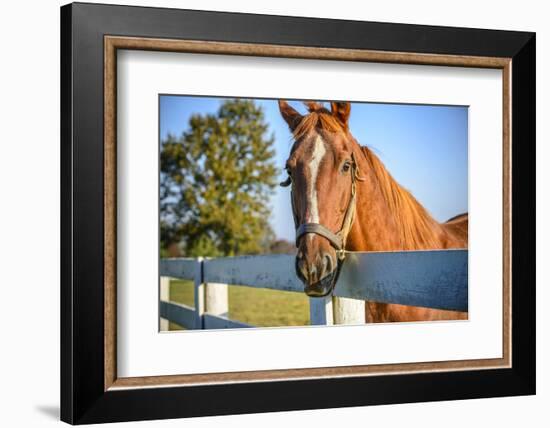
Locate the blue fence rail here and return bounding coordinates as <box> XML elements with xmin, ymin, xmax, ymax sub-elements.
<box><xmin>159</xmin><ymin>249</ymin><xmax>468</xmax><ymax>330</ymax></box>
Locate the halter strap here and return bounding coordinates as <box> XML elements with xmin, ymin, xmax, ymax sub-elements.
<box><xmin>296</xmin><ymin>223</ymin><xmax>343</xmax><ymax>250</ymax></box>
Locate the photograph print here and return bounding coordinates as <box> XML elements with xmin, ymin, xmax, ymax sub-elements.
<box><xmin>159</xmin><ymin>96</ymin><xmax>468</xmax><ymax>330</ymax></box>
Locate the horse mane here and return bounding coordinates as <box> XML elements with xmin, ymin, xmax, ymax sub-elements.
<box><xmin>359</xmin><ymin>146</ymin><xmax>444</xmax><ymax>250</ymax></box>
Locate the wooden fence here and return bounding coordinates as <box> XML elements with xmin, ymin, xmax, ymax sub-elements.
<box><xmin>159</xmin><ymin>250</ymin><xmax>468</xmax><ymax>330</ymax></box>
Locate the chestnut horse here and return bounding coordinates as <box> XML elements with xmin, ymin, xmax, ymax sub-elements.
<box><xmin>279</xmin><ymin>100</ymin><xmax>468</xmax><ymax>322</ymax></box>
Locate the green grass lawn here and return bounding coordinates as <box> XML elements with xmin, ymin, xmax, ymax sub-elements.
<box><xmin>167</xmin><ymin>280</ymin><xmax>309</xmax><ymax>330</ymax></box>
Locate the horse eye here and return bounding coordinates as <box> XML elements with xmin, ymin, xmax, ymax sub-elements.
<box><xmin>342</xmin><ymin>161</ymin><xmax>352</xmax><ymax>173</ymax></box>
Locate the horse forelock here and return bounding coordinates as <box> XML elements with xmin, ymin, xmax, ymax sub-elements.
<box><xmin>292</xmin><ymin>110</ymin><xmax>347</xmax><ymax>144</ymax></box>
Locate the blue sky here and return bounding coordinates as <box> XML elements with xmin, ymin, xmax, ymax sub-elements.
<box><xmin>160</xmin><ymin>95</ymin><xmax>468</xmax><ymax>242</ymax></box>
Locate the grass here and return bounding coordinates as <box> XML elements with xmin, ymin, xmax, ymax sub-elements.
<box><xmin>167</xmin><ymin>280</ymin><xmax>309</xmax><ymax>330</ymax></box>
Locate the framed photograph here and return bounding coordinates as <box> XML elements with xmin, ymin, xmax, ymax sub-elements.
<box><xmin>61</xmin><ymin>2</ymin><xmax>535</xmax><ymax>424</ymax></box>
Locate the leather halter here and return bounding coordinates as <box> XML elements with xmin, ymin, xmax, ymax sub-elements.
<box><xmin>283</xmin><ymin>153</ymin><xmax>361</xmax><ymax>261</ymax></box>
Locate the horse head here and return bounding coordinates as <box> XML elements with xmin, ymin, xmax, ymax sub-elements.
<box><xmin>279</xmin><ymin>100</ymin><xmax>362</xmax><ymax>297</ymax></box>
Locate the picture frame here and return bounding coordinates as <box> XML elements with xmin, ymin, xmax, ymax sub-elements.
<box><xmin>60</xmin><ymin>2</ymin><xmax>535</xmax><ymax>424</ymax></box>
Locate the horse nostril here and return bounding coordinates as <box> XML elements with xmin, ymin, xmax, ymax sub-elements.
<box><xmin>323</xmin><ymin>254</ymin><xmax>333</xmax><ymax>278</ymax></box>
<box><xmin>297</xmin><ymin>258</ymin><xmax>309</xmax><ymax>281</ymax></box>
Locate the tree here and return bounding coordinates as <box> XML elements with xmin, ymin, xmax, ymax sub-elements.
<box><xmin>160</xmin><ymin>99</ymin><xmax>278</xmax><ymax>257</ymax></box>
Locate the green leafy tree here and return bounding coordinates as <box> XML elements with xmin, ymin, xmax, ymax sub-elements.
<box><xmin>160</xmin><ymin>99</ymin><xmax>277</xmax><ymax>257</ymax></box>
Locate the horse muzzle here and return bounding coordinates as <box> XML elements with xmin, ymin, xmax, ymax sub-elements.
<box><xmin>295</xmin><ymin>255</ymin><xmax>340</xmax><ymax>297</ymax></box>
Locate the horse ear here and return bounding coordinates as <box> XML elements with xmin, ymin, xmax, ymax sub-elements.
<box><xmin>330</xmin><ymin>101</ymin><xmax>351</xmax><ymax>127</ymax></box>
<box><xmin>278</xmin><ymin>100</ymin><xmax>302</xmax><ymax>131</ymax></box>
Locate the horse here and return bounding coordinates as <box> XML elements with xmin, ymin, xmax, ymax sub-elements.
<box><xmin>278</xmin><ymin>100</ymin><xmax>468</xmax><ymax>322</ymax></box>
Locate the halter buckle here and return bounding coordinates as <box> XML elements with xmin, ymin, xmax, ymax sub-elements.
<box><xmin>337</xmin><ymin>248</ymin><xmax>346</xmax><ymax>261</ymax></box>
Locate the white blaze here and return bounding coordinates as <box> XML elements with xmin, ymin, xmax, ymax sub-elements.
<box><xmin>307</xmin><ymin>135</ymin><xmax>326</xmax><ymax>225</ymax></box>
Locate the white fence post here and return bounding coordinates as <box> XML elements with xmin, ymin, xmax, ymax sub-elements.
<box><xmin>205</xmin><ymin>283</ymin><xmax>229</xmax><ymax>318</ymax></box>
<box><xmin>159</xmin><ymin>276</ymin><xmax>170</xmax><ymax>331</ymax></box>
<box><xmin>333</xmin><ymin>297</ymin><xmax>365</xmax><ymax>324</ymax></box>
<box><xmin>194</xmin><ymin>257</ymin><xmax>205</xmax><ymax>329</ymax></box>
<box><xmin>309</xmin><ymin>296</ymin><xmax>334</xmax><ymax>325</ymax></box>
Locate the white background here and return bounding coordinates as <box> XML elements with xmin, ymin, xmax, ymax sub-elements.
<box><xmin>0</xmin><ymin>0</ymin><xmax>546</xmax><ymax>427</ymax></box>
<box><xmin>118</xmin><ymin>51</ymin><xmax>503</xmax><ymax>377</ymax></box>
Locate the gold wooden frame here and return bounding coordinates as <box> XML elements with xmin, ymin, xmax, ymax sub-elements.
<box><xmin>104</xmin><ymin>36</ymin><xmax>512</xmax><ymax>391</ymax></box>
